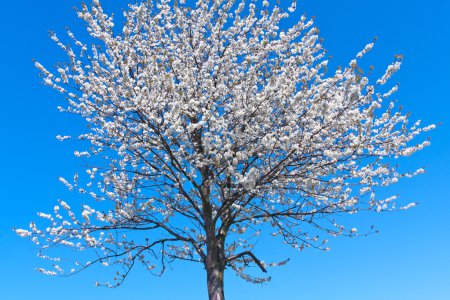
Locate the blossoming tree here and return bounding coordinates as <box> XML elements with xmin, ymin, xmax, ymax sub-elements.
<box><xmin>16</xmin><ymin>0</ymin><xmax>434</xmax><ymax>299</ymax></box>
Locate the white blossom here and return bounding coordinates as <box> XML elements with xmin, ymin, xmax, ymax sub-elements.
<box><xmin>15</xmin><ymin>229</ymin><xmax>32</xmax><ymax>237</ymax></box>
<box><xmin>400</xmin><ymin>202</ymin><xmax>417</xmax><ymax>210</ymax></box>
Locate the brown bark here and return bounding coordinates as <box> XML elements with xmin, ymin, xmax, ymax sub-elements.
<box><xmin>206</xmin><ymin>262</ymin><xmax>225</xmax><ymax>300</ymax></box>
<box><xmin>204</xmin><ymin>219</ymin><xmax>226</xmax><ymax>300</ymax></box>
<box><xmin>206</xmin><ymin>247</ymin><xmax>226</xmax><ymax>300</ymax></box>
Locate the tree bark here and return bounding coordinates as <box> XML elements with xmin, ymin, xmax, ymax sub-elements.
<box><xmin>199</xmin><ymin>159</ymin><xmax>226</xmax><ymax>300</ymax></box>
<box><xmin>205</xmin><ymin>238</ymin><xmax>226</xmax><ymax>300</ymax></box>
<box><xmin>206</xmin><ymin>259</ymin><xmax>225</xmax><ymax>300</ymax></box>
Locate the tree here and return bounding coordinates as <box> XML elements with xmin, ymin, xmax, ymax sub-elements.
<box><xmin>16</xmin><ymin>0</ymin><xmax>434</xmax><ymax>299</ymax></box>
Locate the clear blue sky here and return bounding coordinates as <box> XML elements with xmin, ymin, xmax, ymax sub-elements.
<box><xmin>1</xmin><ymin>0</ymin><xmax>449</xmax><ymax>299</ymax></box>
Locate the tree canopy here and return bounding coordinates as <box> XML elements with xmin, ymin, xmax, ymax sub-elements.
<box><xmin>16</xmin><ymin>1</ymin><xmax>433</xmax><ymax>299</ymax></box>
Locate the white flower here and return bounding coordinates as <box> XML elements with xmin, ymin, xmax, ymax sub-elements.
<box><xmin>15</xmin><ymin>229</ymin><xmax>31</xmax><ymax>237</ymax></box>
<box><xmin>400</xmin><ymin>203</ymin><xmax>417</xmax><ymax>210</ymax></box>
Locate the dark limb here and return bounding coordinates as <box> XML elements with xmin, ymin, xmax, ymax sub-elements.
<box><xmin>226</xmin><ymin>251</ymin><xmax>267</xmax><ymax>273</ymax></box>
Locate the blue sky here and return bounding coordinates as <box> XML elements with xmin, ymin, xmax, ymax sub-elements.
<box><xmin>0</xmin><ymin>0</ymin><xmax>449</xmax><ymax>299</ymax></box>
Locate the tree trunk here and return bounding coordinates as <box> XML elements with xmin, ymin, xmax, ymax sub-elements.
<box><xmin>206</xmin><ymin>263</ymin><xmax>225</xmax><ymax>300</ymax></box>
<box><xmin>200</xmin><ymin>171</ymin><xmax>226</xmax><ymax>300</ymax></box>
<box><xmin>205</xmin><ymin>241</ymin><xmax>226</xmax><ymax>300</ymax></box>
